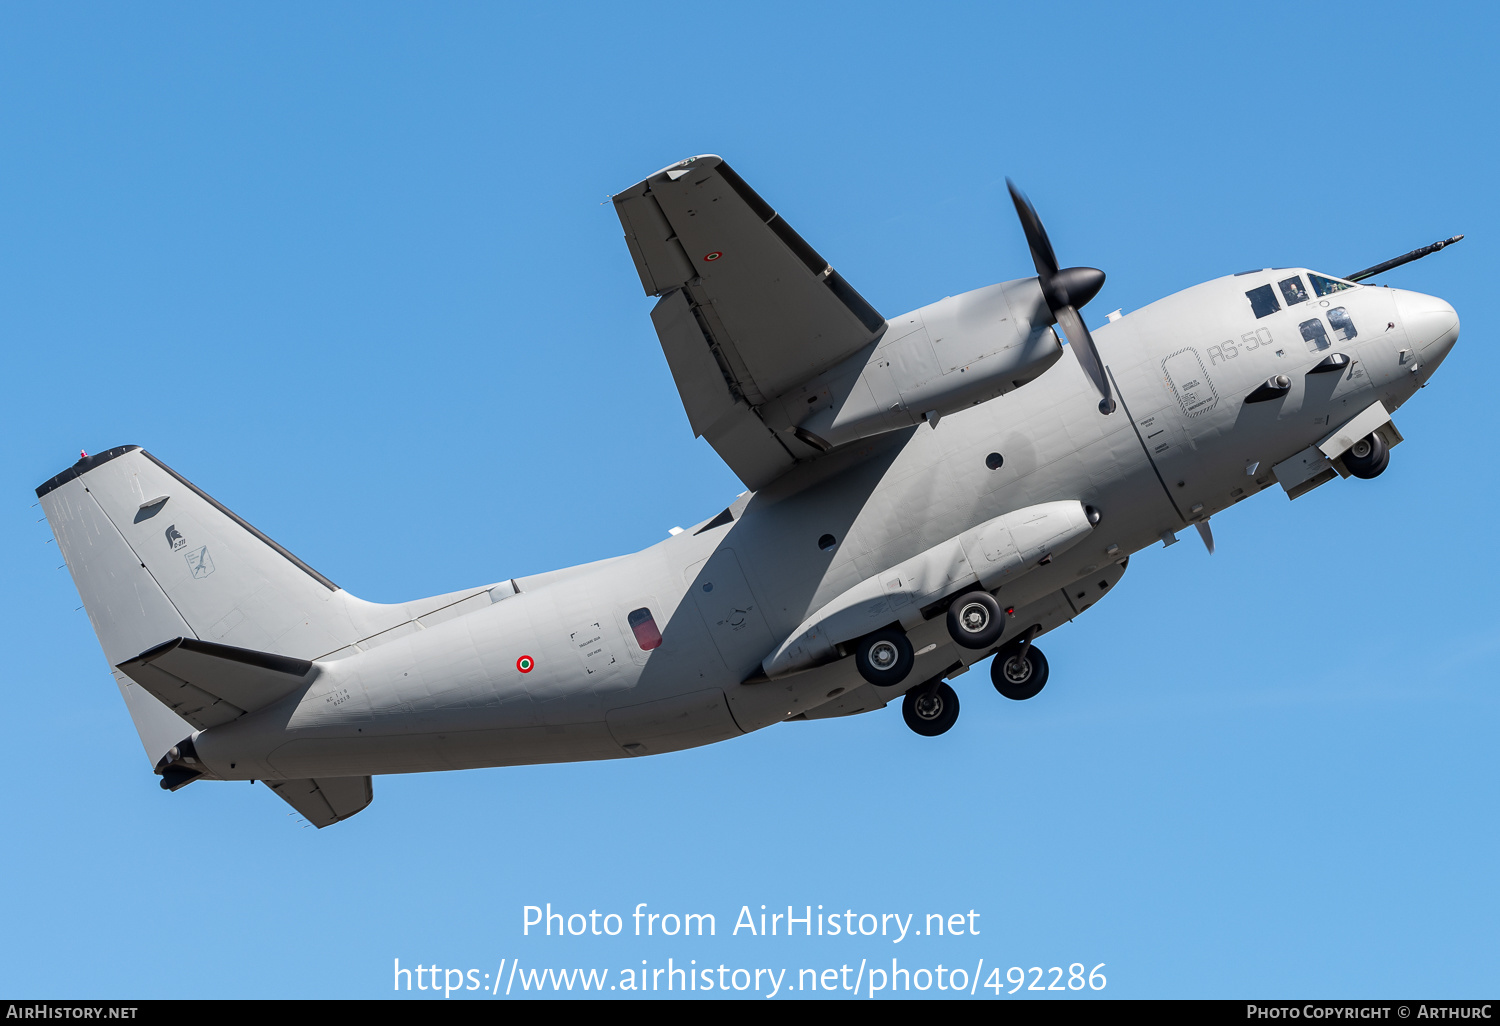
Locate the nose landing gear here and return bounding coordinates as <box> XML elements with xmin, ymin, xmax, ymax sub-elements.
<box><xmin>1343</xmin><ymin>432</ymin><xmax>1390</xmax><ymax>479</ymax></box>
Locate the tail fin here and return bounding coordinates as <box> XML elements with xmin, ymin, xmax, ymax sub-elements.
<box><xmin>39</xmin><ymin>446</ymin><xmax>502</xmax><ymax>769</ymax></box>
<box><xmin>40</xmin><ymin>446</ymin><xmax>360</xmax><ymax>666</ymax></box>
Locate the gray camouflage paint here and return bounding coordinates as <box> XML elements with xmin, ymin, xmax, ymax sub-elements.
<box><xmin>39</xmin><ymin>266</ymin><xmax>1460</xmax><ymax>814</ymax></box>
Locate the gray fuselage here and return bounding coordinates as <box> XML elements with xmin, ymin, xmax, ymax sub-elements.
<box><xmin>192</xmin><ymin>270</ymin><xmax>1460</xmax><ymax>782</ymax></box>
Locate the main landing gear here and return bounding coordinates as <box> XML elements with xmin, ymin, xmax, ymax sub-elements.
<box><xmin>902</xmin><ymin>677</ymin><xmax>960</xmax><ymax>736</ymax></box>
<box><xmin>899</xmin><ymin>640</ymin><xmax>1052</xmax><ymax>736</ymax></box>
<box><xmin>990</xmin><ymin>634</ymin><xmax>1049</xmax><ymax>701</ymax></box>
<box><xmin>858</xmin><ymin>599</ymin><xmax>1052</xmax><ymax>734</ymax></box>
<box><xmin>945</xmin><ymin>589</ymin><xmax>1007</xmax><ymax>649</ymax></box>
<box><xmin>853</xmin><ymin>627</ymin><xmax>914</xmax><ymax>687</ymax></box>
<box><xmin>898</xmin><ymin>633</ymin><xmax>1054</xmax><ymax>737</ymax></box>
<box><xmin>856</xmin><ymin>589</ymin><xmax>1007</xmax><ymax>690</ymax></box>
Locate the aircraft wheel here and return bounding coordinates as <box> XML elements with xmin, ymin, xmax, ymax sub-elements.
<box><xmin>991</xmin><ymin>644</ymin><xmax>1049</xmax><ymax>701</ymax></box>
<box><xmin>902</xmin><ymin>681</ymin><xmax>960</xmax><ymax>736</ymax></box>
<box><xmin>946</xmin><ymin>590</ymin><xmax>1007</xmax><ymax>649</ymax></box>
<box><xmin>854</xmin><ymin>628</ymin><xmax>914</xmax><ymax>687</ymax></box>
<box><xmin>1343</xmin><ymin>432</ymin><xmax>1389</xmax><ymax>479</ymax></box>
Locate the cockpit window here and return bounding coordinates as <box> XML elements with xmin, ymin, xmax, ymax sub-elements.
<box><xmin>1299</xmin><ymin>317</ymin><xmax>1331</xmax><ymax>353</ymax></box>
<box><xmin>1309</xmin><ymin>273</ymin><xmax>1357</xmax><ymax>297</ymax></box>
<box><xmin>1327</xmin><ymin>306</ymin><xmax>1357</xmax><ymax>341</ymax></box>
<box><xmin>1246</xmin><ymin>284</ymin><xmax>1280</xmax><ymax>319</ymax></box>
<box><xmin>1278</xmin><ymin>276</ymin><xmax>1309</xmax><ymax>306</ymax></box>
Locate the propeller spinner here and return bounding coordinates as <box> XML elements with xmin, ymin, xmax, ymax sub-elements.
<box><xmin>1007</xmin><ymin>179</ymin><xmax>1114</xmax><ymax>414</ymax></box>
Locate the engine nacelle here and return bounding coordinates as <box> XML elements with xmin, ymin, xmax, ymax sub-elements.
<box><xmin>769</xmin><ymin>278</ymin><xmax>1061</xmax><ymax>452</ymax></box>
<box><xmin>761</xmin><ymin>500</ymin><xmax>1094</xmax><ymax>679</ymax></box>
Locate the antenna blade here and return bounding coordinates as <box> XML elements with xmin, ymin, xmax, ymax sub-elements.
<box><xmin>1194</xmin><ymin>520</ymin><xmax>1215</xmax><ymax>555</ymax></box>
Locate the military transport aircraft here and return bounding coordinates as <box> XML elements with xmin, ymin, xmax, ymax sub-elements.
<box><xmin>38</xmin><ymin>155</ymin><xmax>1462</xmax><ymax>827</ymax></box>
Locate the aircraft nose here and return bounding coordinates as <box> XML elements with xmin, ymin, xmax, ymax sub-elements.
<box><xmin>1394</xmin><ymin>289</ymin><xmax>1460</xmax><ymax>367</ymax></box>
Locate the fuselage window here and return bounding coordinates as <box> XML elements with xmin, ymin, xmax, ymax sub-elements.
<box><xmin>1299</xmin><ymin>317</ymin><xmax>1331</xmax><ymax>353</ymax></box>
<box><xmin>1309</xmin><ymin>273</ymin><xmax>1357</xmax><ymax>297</ymax></box>
<box><xmin>1246</xmin><ymin>284</ymin><xmax>1280</xmax><ymax>319</ymax></box>
<box><xmin>628</xmin><ymin>608</ymin><xmax>663</xmax><ymax>651</ymax></box>
<box><xmin>1278</xmin><ymin>276</ymin><xmax>1309</xmax><ymax>307</ymax></box>
<box><xmin>1327</xmin><ymin>306</ymin><xmax>1358</xmax><ymax>341</ymax></box>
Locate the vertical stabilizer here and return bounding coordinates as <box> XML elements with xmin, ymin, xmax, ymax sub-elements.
<box><xmin>39</xmin><ymin>446</ymin><xmax>501</xmax><ymax>770</ymax></box>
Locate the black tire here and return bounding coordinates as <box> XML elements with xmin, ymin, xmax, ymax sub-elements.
<box><xmin>991</xmin><ymin>644</ymin><xmax>1049</xmax><ymax>701</ymax></box>
<box><xmin>946</xmin><ymin>590</ymin><xmax>1007</xmax><ymax>650</ymax></box>
<box><xmin>902</xmin><ymin>681</ymin><xmax>960</xmax><ymax>736</ymax></box>
<box><xmin>854</xmin><ymin>628</ymin><xmax>914</xmax><ymax>687</ymax></box>
<box><xmin>1344</xmin><ymin>432</ymin><xmax>1389</xmax><ymax>479</ymax></box>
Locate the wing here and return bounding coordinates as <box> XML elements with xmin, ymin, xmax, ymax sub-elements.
<box><xmin>614</xmin><ymin>155</ymin><xmax>886</xmax><ymax>489</ymax></box>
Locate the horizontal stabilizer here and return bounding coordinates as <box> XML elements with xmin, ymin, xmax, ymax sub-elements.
<box><xmin>266</xmin><ymin>776</ymin><xmax>372</xmax><ymax>828</ymax></box>
<box><xmin>117</xmin><ymin>638</ymin><xmax>315</xmax><ymax>731</ymax></box>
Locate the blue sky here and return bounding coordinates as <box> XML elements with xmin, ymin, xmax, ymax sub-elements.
<box><xmin>2</xmin><ymin>1</ymin><xmax>1495</xmax><ymax>999</ymax></box>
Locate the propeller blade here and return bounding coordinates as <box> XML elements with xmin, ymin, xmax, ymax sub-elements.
<box><xmin>1007</xmin><ymin>178</ymin><xmax>1059</xmax><ymax>278</ymax></box>
<box><xmin>1007</xmin><ymin>178</ymin><xmax>1114</xmax><ymax>414</ymax></box>
<box><xmin>1054</xmin><ymin>305</ymin><xmax>1116</xmax><ymax>414</ymax></box>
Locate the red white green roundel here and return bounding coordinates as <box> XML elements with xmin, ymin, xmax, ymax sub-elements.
<box><xmin>516</xmin><ymin>655</ymin><xmax>534</xmax><ymax>673</ymax></box>
<box><xmin>703</xmin><ymin>251</ymin><xmax>722</xmax><ymax>262</ymax></box>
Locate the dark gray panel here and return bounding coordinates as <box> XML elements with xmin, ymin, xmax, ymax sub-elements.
<box><xmin>650</xmin><ymin>290</ymin><xmax>737</xmax><ymax>437</ymax></box>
